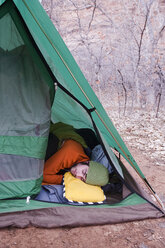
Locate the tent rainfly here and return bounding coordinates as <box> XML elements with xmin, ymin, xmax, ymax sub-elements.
<box><xmin>0</xmin><ymin>0</ymin><xmax>164</xmax><ymax>228</ymax></box>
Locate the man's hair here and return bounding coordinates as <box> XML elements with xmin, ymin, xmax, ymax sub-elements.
<box><xmin>73</xmin><ymin>161</ymin><xmax>89</xmax><ymax>167</ymax></box>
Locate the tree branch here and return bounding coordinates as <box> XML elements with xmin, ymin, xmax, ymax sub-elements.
<box><xmin>117</xmin><ymin>70</ymin><xmax>127</xmax><ymax>115</ymax></box>
<box><xmin>136</xmin><ymin>6</ymin><xmax>150</xmax><ymax>68</ymax></box>
<box><xmin>88</xmin><ymin>0</ymin><xmax>97</xmax><ymax>29</ymax></box>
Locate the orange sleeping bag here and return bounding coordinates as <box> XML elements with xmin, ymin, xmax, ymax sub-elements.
<box><xmin>43</xmin><ymin>139</ymin><xmax>89</xmax><ymax>185</ymax></box>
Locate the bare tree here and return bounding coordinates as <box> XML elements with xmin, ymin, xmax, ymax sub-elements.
<box><xmin>41</xmin><ymin>0</ymin><xmax>165</xmax><ymax>116</ymax></box>
<box><xmin>154</xmin><ymin>64</ymin><xmax>165</xmax><ymax>117</ymax></box>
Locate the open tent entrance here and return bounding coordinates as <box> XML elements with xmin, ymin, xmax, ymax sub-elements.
<box><xmin>0</xmin><ymin>0</ymin><xmax>164</xmax><ymax>228</ymax></box>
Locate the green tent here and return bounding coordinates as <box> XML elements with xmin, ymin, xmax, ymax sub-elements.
<box><xmin>0</xmin><ymin>0</ymin><xmax>164</xmax><ymax>228</ymax></box>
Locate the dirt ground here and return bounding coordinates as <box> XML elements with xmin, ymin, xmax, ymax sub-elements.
<box><xmin>0</xmin><ymin>111</ymin><xmax>165</xmax><ymax>248</ymax></box>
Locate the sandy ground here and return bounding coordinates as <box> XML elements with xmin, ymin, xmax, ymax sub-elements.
<box><xmin>0</xmin><ymin>110</ymin><xmax>165</xmax><ymax>248</ymax></box>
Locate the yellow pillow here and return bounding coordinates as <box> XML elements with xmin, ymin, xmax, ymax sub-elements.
<box><xmin>63</xmin><ymin>172</ymin><xmax>106</xmax><ymax>203</ymax></box>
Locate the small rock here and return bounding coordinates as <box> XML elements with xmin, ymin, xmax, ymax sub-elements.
<box><xmin>148</xmin><ymin>236</ymin><xmax>154</xmax><ymax>241</ymax></box>
<box><xmin>159</xmin><ymin>222</ymin><xmax>165</xmax><ymax>228</ymax></box>
<box><xmin>104</xmin><ymin>231</ymin><xmax>111</xmax><ymax>236</ymax></box>
<box><xmin>160</xmin><ymin>195</ymin><xmax>165</xmax><ymax>202</ymax></box>
<box><xmin>143</xmin><ymin>233</ymin><xmax>148</xmax><ymax>237</ymax></box>
<box><xmin>139</xmin><ymin>243</ymin><xmax>149</xmax><ymax>248</ymax></box>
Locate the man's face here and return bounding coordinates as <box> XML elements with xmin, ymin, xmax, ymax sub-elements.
<box><xmin>70</xmin><ymin>163</ymin><xmax>89</xmax><ymax>182</ymax></box>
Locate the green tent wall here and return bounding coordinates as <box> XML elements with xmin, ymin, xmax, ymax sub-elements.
<box><xmin>0</xmin><ymin>0</ymin><xmax>164</xmax><ymax>228</ymax></box>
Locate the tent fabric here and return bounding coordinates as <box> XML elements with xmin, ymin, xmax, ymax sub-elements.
<box><xmin>0</xmin><ymin>3</ymin><xmax>55</xmax><ymax>98</ymax></box>
<box><xmin>0</xmin><ymin>153</ymin><xmax>43</xmax><ymax>199</ymax></box>
<box><xmin>0</xmin><ymin>177</ymin><xmax>43</xmax><ymax>199</ymax></box>
<box><xmin>0</xmin><ymin>196</ymin><xmax>164</xmax><ymax>228</ymax></box>
<box><xmin>0</xmin><ymin>45</ymin><xmax>51</xmax><ymax>139</ymax></box>
<box><xmin>51</xmin><ymin>87</ymin><xmax>94</xmax><ymax>130</ymax></box>
<box><xmin>0</xmin><ymin>154</ymin><xmax>43</xmax><ymax>181</ymax></box>
<box><xmin>0</xmin><ymin>0</ymin><xmax>164</xmax><ymax>227</ymax></box>
<box><xmin>0</xmin><ymin>5</ymin><xmax>53</xmax><ymax>199</ymax></box>
<box><xmin>0</xmin><ymin>193</ymin><xmax>157</xmax><ymax>214</ymax></box>
<box><xmin>0</xmin><ymin>136</ymin><xmax>48</xmax><ymax>159</ymax></box>
<box><xmin>0</xmin><ymin>12</ymin><xmax>24</xmax><ymax>50</ymax></box>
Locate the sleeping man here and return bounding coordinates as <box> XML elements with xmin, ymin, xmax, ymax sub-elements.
<box><xmin>43</xmin><ymin>139</ymin><xmax>109</xmax><ymax>187</ymax></box>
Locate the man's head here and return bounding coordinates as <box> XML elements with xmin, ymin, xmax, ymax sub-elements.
<box><xmin>70</xmin><ymin>161</ymin><xmax>109</xmax><ymax>186</ymax></box>
<box><xmin>70</xmin><ymin>162</ymin><xmax>89</xmax><ymax>182</ymax></box>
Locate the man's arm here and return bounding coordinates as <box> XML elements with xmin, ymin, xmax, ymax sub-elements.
<box><xmin>42</xmin><ymin>174</ymin><xmax>63</xmax><ymax>185</ymax></box>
